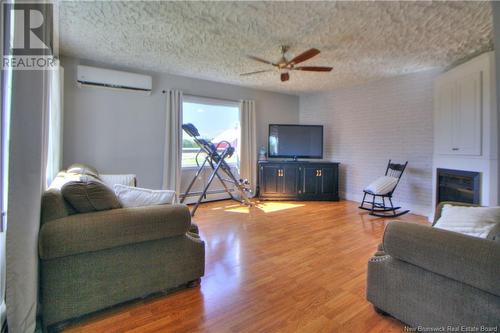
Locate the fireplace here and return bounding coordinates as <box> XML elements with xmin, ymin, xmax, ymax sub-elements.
<box><xmin>436</xmin><ymin>168</ymin><xmax>480</xmax><ymax>205</ymax></box>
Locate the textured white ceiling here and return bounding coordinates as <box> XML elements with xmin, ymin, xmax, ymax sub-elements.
<box><xmin>58</xmin><ymin>1</ymin><xmax>493</xmax><ymax>94</ymax></box>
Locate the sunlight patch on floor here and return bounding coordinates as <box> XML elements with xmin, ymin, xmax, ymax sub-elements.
<box><xmin>219</xmin><ymin>202</ymin><xmax>305</xmax><ymax>214</ymax></box>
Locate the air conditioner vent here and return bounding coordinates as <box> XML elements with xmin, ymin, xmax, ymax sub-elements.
<box><xmin>77</xmin><ymin>65</ymin><xmax>152</xmax><ymax>94</ymax></box>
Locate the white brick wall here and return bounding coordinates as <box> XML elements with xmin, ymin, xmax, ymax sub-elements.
<box><xmin>299</xmin><ymin>69</ymin><xmax>440</xmax><ymax>217</ymax></box>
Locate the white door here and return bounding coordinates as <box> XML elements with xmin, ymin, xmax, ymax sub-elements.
<box><xmin>435</xmin><ymin>79</ymin><xmax>455</xmax><ymax>154</ymax></box>
<box><xmin>435</xmin><ymin>70</ymin><xmax>482</xmax><ymax>156</ymax></box>
<box><xmin>454</xmin><ymin>71</ymin><xmax>482</xmax><ymax>155</ymax></box>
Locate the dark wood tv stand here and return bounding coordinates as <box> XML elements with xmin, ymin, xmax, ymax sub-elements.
<box><xmin>257</xmin><ymin>161</ymin><xmax>339</xmax><ymax>201</ymax></box>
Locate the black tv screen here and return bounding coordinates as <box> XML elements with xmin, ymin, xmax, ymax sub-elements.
<box><xmin>268</xmin><ymin>124</ymin><xmax>323</xmax><ymax>159</ymax></box>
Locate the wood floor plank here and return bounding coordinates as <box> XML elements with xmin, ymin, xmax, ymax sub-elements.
<box><xmin>63</xmin><ymin>200</ymin><xmax>428</xmax><ymax>333</ymax></box>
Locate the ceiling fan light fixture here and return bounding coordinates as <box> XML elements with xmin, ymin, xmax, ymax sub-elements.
<box><xmin>243</xmin><ymin>46</ymin><xmax>332</xmax><ymax>82</ymax></box>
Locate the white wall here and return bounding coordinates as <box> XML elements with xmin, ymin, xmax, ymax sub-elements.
<box><xmin>300</xmin><ymin>69</ymin><xmax>440</xmax><ymax>217</ymax></box>
<box><xmin>61</xmin><ymin>56</ymin><xmax>299</xmax><ymax>188</ymax></box>
<box><xmin>61</xmin><ymin>56</ymin><xmax>442</xmax><ymax>217</ymax></box>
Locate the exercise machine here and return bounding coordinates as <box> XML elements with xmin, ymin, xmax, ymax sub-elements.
<box><xmin>180</xmin><ymin>123</ymin><xmax>253</xmax><ymax>216</ymax></box>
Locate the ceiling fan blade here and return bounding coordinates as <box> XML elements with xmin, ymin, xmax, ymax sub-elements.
<box><xmin>281</xmin><ymin>72</ymin><xmax>290</xmax><ymax>82</ymax></box>
<box><xmin>288</xmin><ymin>48</ymin><xmax>320</xmax><ymax>65</ymax></box>
<box><xmin>240</xmin><ymin>70</ymin><xmax>273</xmax><ymax>76</ymax></box>
<box><xmin>294</xmin><ymin>66</ymin><xmax>333</xmax><ymax>72</ymax></box>
<box><xmin>247</xmin><ymin>55</ymin><xmax>275</xmax><ymax>66</ymax></box>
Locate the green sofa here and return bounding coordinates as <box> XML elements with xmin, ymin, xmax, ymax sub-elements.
<box><xmin>367</xmin><ymin>202</ymin><xmax>500</xmax><ymax>328</ymax></box>
<box><xmin>39</xmin><ymin>168</ymin><xmax>205</xmax><ymax>330</ymax></box>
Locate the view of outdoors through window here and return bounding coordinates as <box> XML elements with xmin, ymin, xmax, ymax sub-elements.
<box><xmin>182</xmin><ymin>101</ymin><xmax>240</xmax><ymax>167</ymax></box>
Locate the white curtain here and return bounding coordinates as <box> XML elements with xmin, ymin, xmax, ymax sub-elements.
<box><xmin>45</xmin><ymin>63</ymin><xmax>64</xmax><ymax>187</ymax></box>
<box><xmin>162</xmin><ymin>90</ymin><xmax>183</xmax><ymax>196</ymax></box>
<box><xmin>239</xmin><ymin>100</ymin><xmax>257</xmax><ymax>195</ymax></box>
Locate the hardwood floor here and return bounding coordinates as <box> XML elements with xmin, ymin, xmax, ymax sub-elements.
<box><xmin>63</xmin><ymin>200</ymin><xmax>428</xmax><ymax>333</ymax></box>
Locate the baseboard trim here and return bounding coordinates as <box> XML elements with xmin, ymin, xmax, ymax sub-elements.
<box><xmin>182</xmin><ymin>190</ymin><xmax>433</xmax><ymax>221</ymax></box>
<box><xmin>181</xmin><ymin>192</ymin><xmax>232</xmax><ymax>205</ymax></box>
<box><xmin>340</xmin><ymin>191</ymin><xmax>432</xmax><ymax>221</ymax></box>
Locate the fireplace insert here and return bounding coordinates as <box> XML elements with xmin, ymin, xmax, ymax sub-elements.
<box><xmin>436</xmin><ymin>168</ymin><xmax>480</xmax><ymax>205</ymax></box>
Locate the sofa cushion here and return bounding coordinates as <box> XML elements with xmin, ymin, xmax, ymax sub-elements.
<box><xmin>66</xmin><ymin>163</ymin><xmax>100</xmax><ymax>179</ymax></box>
<box><xmin>61</xmin><ymin>175</ymin><xmax>121</xmax><ymax>213</ymax></box>
<box><xmin>434</xmin><ymin>204</ymin><xmax>500</xmax><ymax>239</ymax></box>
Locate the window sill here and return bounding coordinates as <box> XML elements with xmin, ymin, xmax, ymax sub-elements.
<box><xmin>182</xmin><ymin>164</ymin><xmax>238</xmax><ymax>171</ymax></box>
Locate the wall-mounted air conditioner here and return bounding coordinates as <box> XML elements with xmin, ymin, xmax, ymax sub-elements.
<box><xmin>77</xmin><ymin>65</ymin><xmax>152</xmax><ymax>94</ymax></box>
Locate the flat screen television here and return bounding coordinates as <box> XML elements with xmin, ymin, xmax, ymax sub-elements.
<box><xmin>268</xmin><ymin>124</ymin><xmax>323</xmax><ymax>159</ymax></box>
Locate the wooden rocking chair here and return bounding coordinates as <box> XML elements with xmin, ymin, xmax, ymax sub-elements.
<box><xmin>359</xmin><ymin>160</ymin><xmax>410</xmax><ymax>218</ymax></box>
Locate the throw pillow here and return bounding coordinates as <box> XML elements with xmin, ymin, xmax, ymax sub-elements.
<box><xmin>61</xmin><ymin>175</ymin><xmax>122</xmax><ymax>213</ymax></box>
<box><xmin>113</xmin><ymin>184</ymin><xmax>177</xmax><ymax>208</ymax></box>
<box><xmin>365</xmin><ymin>176</ymin><xmax>398</xmax><ymax>195</ymax></box>
<box><xmin>434</xmin><ymin>204</ymin><xmax>500</xmax><ymax>239</ymax></box>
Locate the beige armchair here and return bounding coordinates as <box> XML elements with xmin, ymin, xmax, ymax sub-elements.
<box><xmin>39</xmin><ymin>165</ymin><xmax>204</xmax><ymax>330</ymax></box>
<box><xmin>367</xmin><ymin>202</ymin><xmax>500</xmax><ymax>328</ymax></box>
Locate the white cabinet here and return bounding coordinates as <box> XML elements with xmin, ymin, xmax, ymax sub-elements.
<box><xmin>435</xmin><ymin>68</ymin><xmax>482</xmax><ymax>156</ymax></box>
<box><xmin>432</xmin><ymin>51</ymin><xmax>498</xmax><ymax>210</ymax></box>
<box><xmin>435</xmin><ymin>80</ymin><xmax>454</xmax><ymax>154</ymax></box>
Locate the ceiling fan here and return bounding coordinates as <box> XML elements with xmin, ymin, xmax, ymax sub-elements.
<box><xmin>241</xmin><ymin>46</ymin><xmax>333</xmax><ymax>82</ymax></box>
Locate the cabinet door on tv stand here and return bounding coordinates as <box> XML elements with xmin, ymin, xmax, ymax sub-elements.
<box><xmin>319</xmin><ymin>166</ymin><xmax>339</xmax><ymax>200</ymax></box>
<box><xmin>281</xmin><ymin>165</ymin><xmax>299</xmax><ymax>198</ymax></box>
<box><xmin>301</xmin><ymin>166</ymin><xmax>319</xmax><ymax>197</ymax></box>
<box><xmin>260</xmin><ymin>164</ymin><xmax>281</xmax><ymax>195</ymax></box>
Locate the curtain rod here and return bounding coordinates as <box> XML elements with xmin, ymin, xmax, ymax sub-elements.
<box><xmin>161</xmin><ymin>90</ymin><xmax>241</xmax><ymax>104</ymax></box>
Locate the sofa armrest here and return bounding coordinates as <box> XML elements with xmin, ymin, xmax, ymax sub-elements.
<box><xmin>39</xmin><ymin>204</ymin><xmax>191</xmax><ymax>260</ymax></box>
<box><xmin>100</xmin><ymin>174</ymin><xmax>137</xmax><ymax>187</ymax></box>
<box><xmin>383</xmin><ymin>222</ymin><xmax>500</xmax><ymax>297</ymax></box>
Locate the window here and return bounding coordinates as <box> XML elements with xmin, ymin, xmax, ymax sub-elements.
<box><xmin>182</xmin><ymin>96</ymin><xmax>240</xmax><ymax>168</ymax></box>
<box><xmin>45</xmin><ymin>63</ymin><xmax>64</xmax><ymax>186</ymax></box>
